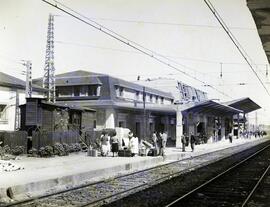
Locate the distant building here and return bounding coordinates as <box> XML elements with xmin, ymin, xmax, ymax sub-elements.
<box><xmin>136</xmin><ymin>77</ymin><xmax>208</xmax><ymax>103</ymax></box>
<box><xmin>33</xmin><ymin>70</ymin><xmax>176</xmax><ymax>142</ymax></box>
<box><xmin>0</xmin><ymin>72</ymin><xmax>45</xmax><ymax>131</ymax></box>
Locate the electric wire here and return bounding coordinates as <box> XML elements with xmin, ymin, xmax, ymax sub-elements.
<box><xmin>204</xmin><ymin>0</ymin><xmax>270</xmax><ymax>97</ymax></box>
<box><xmin>41</xmin><ymin>0</ymin><xmax>232</xmax><ymax>99</ymax></box>
<box><xmin>55</xmin><ymin>40</ymin><xmax>268</xmax><ymax>75</ymax></box>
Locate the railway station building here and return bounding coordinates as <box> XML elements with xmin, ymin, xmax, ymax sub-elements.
<box><xmin>33</xmin><ymin>70</ymin><xmax>176</xmax><ymax>143</ymax></box>
<box><xmin>33</xmin><ymin>71</ymin><xmax>261</xmax><ymax>147</ymax></box>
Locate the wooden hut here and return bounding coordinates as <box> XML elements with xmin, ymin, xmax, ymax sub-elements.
<box><xmin>19</xmin><ymin>98</ymin><xmax>96</xmax><ymax>135</ymax></box>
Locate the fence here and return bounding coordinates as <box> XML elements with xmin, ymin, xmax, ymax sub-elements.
<box><xmin>0</xmin><ymin>131</ymin><xmax>28</xmax><ymax>151</ymax></box>
<box><xmin>32</xmin><ymin>130</ymin><xmax>80</xmax><ymax>149</ymax></box>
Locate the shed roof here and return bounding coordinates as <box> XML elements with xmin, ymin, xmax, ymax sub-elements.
<box><xmin>20</xmin><ymin>98</ymin><xmax>95</xmax><ymax>112</ymax></box>
<box><xmin>40</xmin><ymin>100</ymin><xmax>96</xmax><ymax>112</ymax></box>
<box><xmin>224</xmin><ymin>97</ymin><xmax>261</xmax><ymax>113</ymax></box>
<box><xmin>182</xmin><ymin>100</ymin><xmax>242</xmax><ymax>116</ymax></box>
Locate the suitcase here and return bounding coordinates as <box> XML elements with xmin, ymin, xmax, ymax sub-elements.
<box><xmin>118</xmin><ymin>149</ymin><xmax>132</xmax><ymax>157</ymax></box>
<box><xmin>147</xmin><ymin>148</ymin><xmax>158</xmax><ymax>156</ymax></box>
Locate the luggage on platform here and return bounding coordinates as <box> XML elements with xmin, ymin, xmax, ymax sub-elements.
<box><xmin>118</xmin><ymin>149</ymin><xmax>132</xmax><ymax>157</ymax></box>
<box><xmin>147</xmin><ymin>148</ymin><xmax>158</xmax><ymax>156</ymax></box>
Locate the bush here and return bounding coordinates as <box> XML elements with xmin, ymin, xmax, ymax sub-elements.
<box><xmin>62</xmin><ymin>143</ymin><xmax>70</xmax><ymax>155</ymax></box>
<box><xmin>11</xmin><ymin>146</ymin><xmax>25</xmax><ymax>156</ymax></box>
<box><xmin>39</xmin><ymin>146</ymin><xmax>54</xmax><ymax>157</ymax></box>
<box><xmin>74</xmin><ymin>143</ymin><xmax>81</xmax><ymax>152</ymax></box>
<box><xmin>53</xmin><ymin>143</ymin><xmax>67</xmax><ymax>156</ymax></box>
<box><xmin>28</xmin><ymin>148</ymin><xmax>38</xmax><ymax>157</ymax></box>
<box><xmin>3</xmin><ymin>145</ymin><xmax>11</xmax><ymax>154</ymax></box>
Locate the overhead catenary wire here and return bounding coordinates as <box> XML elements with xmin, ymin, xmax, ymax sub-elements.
<box><xmin>204</xmin><ymin>0</ymin><xmax>270</xmax><ymax>97</ymax></box>
<box><xmin>59</xmin><ymin>13</ymin><xmax>256</xmax><ymax>30</ymax></box>
<box><xmin>41</xmin><ymin>0</ymin><xmax>232</xmax><ymax>99</ymax></box>
<box><xmin>56</xmin><ymin>40</ymin><xmax>269</xmax><ymax>73</ymax></box>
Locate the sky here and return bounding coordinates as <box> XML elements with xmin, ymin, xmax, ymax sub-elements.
<box><xmin>0</xmin><ymin>0</ymin><xmax>269</xmax><ymax>125</ymax></box>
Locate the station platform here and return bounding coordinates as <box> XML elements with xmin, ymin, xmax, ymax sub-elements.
<box><xmin>0</xmin><ymin>136</ymin><xmax>269</xmax><ymax>203</ymax></box>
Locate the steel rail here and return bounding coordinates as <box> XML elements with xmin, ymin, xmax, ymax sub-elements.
<box><xmin>165</xmin><ymin>143</ymin><xmax>270</xmax><ymax>207</ymax></box>
<box><xmin>241</xmin><ymin>163</ymin><xmax>270</xmax><ymax>207</ymax></box>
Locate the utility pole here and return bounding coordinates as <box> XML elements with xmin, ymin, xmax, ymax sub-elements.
<box><xmin>14</xmin><ymin>90</ymin><xmax>20</xmax><ymax>130</ymax></box>
<box><xmin>143</xmin><ymin>86</ymin><xmax>146</xmax><ymax>139</ymax></box>
<box><xmin>43</xmin><ymin>13</ymin><xmax>56</xmax><ymax>102</ymax></box>
<box><xmin>23</xmin><ymin>60</ymin><xmax>32</xmax><ymax>98</ymax></box>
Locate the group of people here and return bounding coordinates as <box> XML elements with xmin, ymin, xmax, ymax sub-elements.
<box><xmin>99</xmin><ymin>130</ymin><xmax>139</xmax><ymax>157</ymax></box>
<box><xmin>181</xmin><ymin>132</ymin><xmax>196</xmax><ymax>152</ymax></box>
<box><xmin>151</xmin><ymin>131</ymin><xmax>168</xmax><ymax>156</ymax></box>
<box><xmin>240</xmin><ymin>130</ymin><xmax>266</xmax><ymax>139</ymax></box>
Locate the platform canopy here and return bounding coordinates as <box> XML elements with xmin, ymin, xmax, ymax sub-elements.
<box><xmin>247</xmin><ymin>0</ymin><xmax>270</xmax><ymax>64</ymax></box>
<box><xmin>224</xmin><ymin>97</ymin><xmax>261</xmax><ymax>114</ymax></box>
<box><xmin>182</xmin><ymin>100</ymin><xmax>242</xmax><ymax>117</ymax></box>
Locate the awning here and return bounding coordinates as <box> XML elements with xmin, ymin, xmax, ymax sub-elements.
<box><xmin>182</xmin><ymin>100</ymin><xmax>242</xmax><ymax>117</ymax></box>
<box><xmin>224</xmin><ymin>97</ymin><xmax>261</xmax><ymax>113</ymax></box>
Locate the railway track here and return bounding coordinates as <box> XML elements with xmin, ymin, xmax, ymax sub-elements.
<box><xmin>165</xmin><ymin>143</ymin><xmax>270</xmax><ymax>207</ymax></box>
<box><xmin>1</xmin><ymin>139</ymin><xmax>269</xmax><ymax>207</ymax></box>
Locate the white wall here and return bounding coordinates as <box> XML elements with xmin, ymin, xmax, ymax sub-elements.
<box><xmin>0</xmin><ymin>86</ymin><xmax>43</xmax><ymax>131</ymax></box>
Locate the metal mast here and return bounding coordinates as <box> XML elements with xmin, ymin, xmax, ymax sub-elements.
<box><xmin>43</xmin><ymin>14</ymin><xmax>55</xmax><ymax>102</ymax></box>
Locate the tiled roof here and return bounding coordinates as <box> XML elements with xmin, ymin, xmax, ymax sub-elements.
<box><xmin>0</xmin><ymin>72</ymin><xmax>46</xmax><ymax>92</ymax></box>
<box><xmin>33</xmin><ymin>70</ymin><xmax>174</xmax><ymax>99</ymax></box>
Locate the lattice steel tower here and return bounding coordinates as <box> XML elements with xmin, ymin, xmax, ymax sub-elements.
<box><xmin>43</xmin><ymin>14</ymin><xmax>55</xmax><ymax>102</ymax></box>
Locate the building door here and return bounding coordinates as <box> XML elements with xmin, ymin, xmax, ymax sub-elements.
<box><xmin>135</xmin><ymin>122</ymin><xmax>141</xmax><ymax>138</ymax></box>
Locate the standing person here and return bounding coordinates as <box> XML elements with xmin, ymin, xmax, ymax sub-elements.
<box><xmin>128</xmin><ymin>131</ymin><xmax>138</xmax><ymax>156</ymax></box>
<box><xmin>190</xmin><ymin>132</ymin><xmax>195</xmax><ymax>152</ymax></box>
<box><xmin>111</xmin><ymin>131</ymin><xmax>119</xmax><ymax>157</ymax></box>
<box><xmin>100</xmin><ymin>132</ymin><xmax>110</xmax><ymax>156</ymax></box>
<box><xmin>228</xmin><ymin>133</ymin><xmax>233</xmax><ymax>143</ymax></box>
<box><xmin>181</xmin><ymin>133</ymin><xmax>186</xmax><ymax>152</ymax></box>
<box><xmin>152</xmin><ymin>131</ymin><xmax>159</xmax><ymax>154</ymax></box>
<box><xmin>159</xmin><ymin>131</ymin><xmax>168</xmax><ymax>156</ymax></box>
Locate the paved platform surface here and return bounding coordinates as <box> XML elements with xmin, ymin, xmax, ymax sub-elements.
<box><xmin>0</xmin><ymin>136</ymin><xmax>268</xmax><ymax>202</ymax></box>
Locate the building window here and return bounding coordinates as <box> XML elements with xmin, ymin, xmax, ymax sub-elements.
<box><xmin>155</xmin><ymin>96</ymin><xmax>159</xmax><ymax>103</ymax></box>
<box><xmin>80</xmin><ymin>86</ymin><xmax>88</xmax><ymax>96</ymax></box>
<box><xmin>88</xmin><ymin>85</ymin><xmax>98</xmax><ymax>96</ymax></box>
<box><xmin>73</xmin><ymin>86</ymin><xmax>80</xmax><ymax>97</ymax></box>
<box><xmin>161</xmin><ymin>97</ymin><xmax>164</xmax><ymax>104</ymax></box>
<box><xmin>93</xmin><ymin>120</ymin><xmax>96</xmax><ymax>129</ymax></box>
<box><xmin>119</xmin><ymin>87</ymin><xmax>124</xmax><ymax>97</ymax></box>
<box><xmin>57</xmin><ymin>86</ymin><xmax>73</xmax><ymax>97</ymax></box>
<box><xmin>115</xmin><ymin>86</ymin><xmax>124</xmax><ymax>97</ymax></box>
<box><xmin>0</xmin><ymin>104</ymin><xmax>8</xmax><ymax>122</ymax></box>
<box><xmin>149</xmin><ymin>94</ymin><xmax>153</xmax><ymax>103</ymax></box>
<box><xmin>135</xmin><ymin>91</ymin><xmax>140</xmax><ymax>100</ymax></box>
